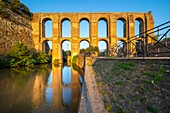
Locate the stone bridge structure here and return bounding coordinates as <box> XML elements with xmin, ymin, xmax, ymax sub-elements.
<box><xmin>31</xmin><ymin>12</ymin><xmax>154</xmax><ymax>63</ymax></box>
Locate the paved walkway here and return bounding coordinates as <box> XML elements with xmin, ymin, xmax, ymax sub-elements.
<box><xmin>79</xmin><ymin>66</ymin><xmax>107</xmax><ymax>113</ymax></box>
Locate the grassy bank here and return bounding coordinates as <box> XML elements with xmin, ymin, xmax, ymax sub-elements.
<box><xmin>93</xmin><ymin>59</ymin><xmax>170</xmax><ymax>113</ymax></box>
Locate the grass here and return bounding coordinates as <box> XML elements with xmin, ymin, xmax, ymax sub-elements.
<box><xmin>104</xmin><ymin>98</ymin><xmax>112</xmax><ymax>112</ymax></box>
<box><xmin>98</xmin><ymin>89</ymin><xmax>105</xmax><ymax>95</ymax></box>
<box><xmin>139</xmin><ymin>97</ymin><xmax>147</xmax><ymax>104</ymax></box>
<box><xmin>111</xmin><ymin>97</ymin><xmax>116</xmax><ymax>103</ymax></box>
<box><xmin>93</xmin><ymin>59</ymin><xmax>169</xmax><ymax>112</ymax></box>
<box><xmin>98</xmin><ymin>81</ymin><xmax>107</xmax><ymax>87</ymax></box>
<box><xmin>117</xmin><ymin>62</ymin><xmax>136</xmax><ymax>70</ymax></box>
<box><xmin>119</xmin><ymin>93</ymin><xmax>126</xmax><ymax>99</ymax></box>
<box><xmin>111</xmin><ymin>61</ymin><xmax>136</xmax><ymax>76</ymax></box>
<box><xmin>142</xmin><ymin>70</ymin><xmax>164</xmax><ymax>83</ymax></box>
<box><xmin>115</xmin><ymin>106</ymin><xmax>124</xmax><ymax>113</ymax></box>
<box><xmin>115</xmin><ymin>80</ymin><xmax>125</xmax><ymax>85</ymax></box>
<box><xmin>144</xmin><ymin>79</ymin><xmax>152</xmax><ymax>84</ymax></box>
<box><xmin>147</xmin><ymin>104</ymin><xmax>159</xmax><ymax>113</ymax></box>
<box><xmin>105</xmin><ymin>102</ymin><xmax>112</xmax><ymax>112</ymax></box>
<box><xmin>137</xmin><ymin>84</ymin><xmax>148</xmax><ymax>94</ymax></box>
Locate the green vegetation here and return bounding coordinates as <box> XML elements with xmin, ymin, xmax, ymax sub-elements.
<box><xmin>62</xmin><ymin>50</ymin><xmax>71</xmax><ymax>57</ymax></box>
<box><xmin>72</xmin><ymin>55</ymin><xmax>78</xmax><ymax>63</ymax></box>
<box><xmin>105</xmin><ymin>99</ymin><xmax>112</xmax><ymax>112</ymax></box>
<box><xmin>115</xmin><ymin>106</ymin><xmax>124</xmax><ymax>113</ymax></box>
<box><xmin>147</xmin><ymin>104</ymin><xmax>159</xmax><ymax>113</ymax></box>
<box><xmin>0</xmin><ymin>42</ymin><xmax>50</xmax><ymax>68</ymax></box>
<box><xmin>80</xmin><ymin>46</ymin><xmax>99</xmax><ymax>55</ymax></box>
<box><xmin>53</xmin><ymin>59</ymin><xmax>60</xmax><ymax>64</ymax></box>
<box><xmin>98</xmin><ymin>89</ymin><xmax>105</xmax><ymax>95</ymax></box>
<box><xmin>93</xmin><ymin>59</ymin><xmax>169</xmax><ymax>112</ymax></box>
<box><xmin>115</xmin><ymin>80</ymin><xmax>125</xmax><ymax>85</ymax></box>
<box><xmin>142</xmin><ymin>68</ymin><xmax>166</xmax><ymax>83</ymax></box>
<box><xmin>0</xmin><ymin>0</ymin><xmax>33</xmax><ymax>20</ymax></box>
<box><xmin>119</xmin><ymin>93</ymin><xmax>126</xmax><ymax>99</ymax></box>
<box><xmin>111</xmin><ymin>61</ymin><xmax>136</xmax><ymax>75</ymax></box>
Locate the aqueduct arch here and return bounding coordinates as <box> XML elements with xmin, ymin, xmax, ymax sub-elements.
<box><xmin>31</xmin><ymin>12</ymin><xmax>154</xmax><ymax>63</ymax></box>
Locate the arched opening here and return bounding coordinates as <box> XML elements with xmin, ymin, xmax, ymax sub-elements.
<box><xmin>79</xmin><ymin>40</ymin><xmax>90</xmax><ymax>54</ymax></box>
<box><xmin>62</xmin><ymin>19</ymin><xmax>71</xmax><ymax>38</ymax></box>
<box><xmin>79</xmin><ymin>19</ymin><xmax>90</xmax><ymax>38</ymax></box>
<box><xmin>62</xmin><ymin>66</ymin><xmax>72</xmax><ymax>85</ymax></box>
<box><xmin>117</xmin><ymin>18</ymin><xmax>126</xmax><ymax>38</ymax></box>
<box><xmin>62</xmin><ymin>40</ymin><xmax>71</xmax><ymax>62</ymax></box>
<box><xmin>80</xmin><ymin>40</ymin><xmax>90</xmax><ymax>50</ymax></box>
<box><xmin>135</xmin><ymin>18</ymin><xmax>144</xmax><ymax>37</ymax></box>
<box><xmin>62</xmin><ymin>86</ymin><xmax>72</xmax><ymax>106</ymax></box>
<box><xmin>42</xmin><ymin>18</ymin><xmax>52</xmax><ymax>38</ymax></box>
<box><xmin>62</xmin><ymin>66</ymin><xmax>72</xmax><ymax>106</ymax></box>
<box><xmin>42</xmin><ymin>40</ymin><xmax>52</xmax><ymax>57</ymax></box>
<box><xmin>98</xmin><ymin>18</ymin><xmax>108</xmax><ymax>38</ymax></box>
<box><xmin>98</xmin><ymin>40</ymin><xmax>108</xmax><ymax>56</ymax></box>
<box><xmin>45</xmin><ymin>87</ymin><xmax>53</xmax><ymax>105</ymax></box>
<box><xmin>117</xmin><ymin>40</ymin><xmax>127</xmax><ymax>57</ymax></box>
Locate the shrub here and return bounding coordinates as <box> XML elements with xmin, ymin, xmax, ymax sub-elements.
<box><xmin>8</xmin><ymin>42</ymin><xmax>35</xmax><ymax>67</ymax></box>
<box><xmin>80</xmin><ymin>46</ymin><xmax>99</xmax><ymax>55</ymax></box>
<box><xmin>33</xmin><ymin>51</ymin><xmax>49</xmax><ymax>64</ymax></box>
<box><xmin>6</xmin><ymin>42</ymin><xmax>50</xmax><ymax>67</ymax></box>
<box><xmin>72</xmin><ymin>55</ymin><xmax>78</xmax><ymax>63</ymax></box>
<box><xmin>0</xmin><ymin>57</ymin><xmax>10</xmax><ymax>68</ymax></box>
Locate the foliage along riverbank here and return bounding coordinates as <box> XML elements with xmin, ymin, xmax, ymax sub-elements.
<box><xmin>93</xmin><ymin>59</ymin><xmax>170</xmax><ymax>113</ymax></box>
<box><xmin>0</xmin><ymin>42</ymin><xmax>50</xmax><ymax>68</ymax></box>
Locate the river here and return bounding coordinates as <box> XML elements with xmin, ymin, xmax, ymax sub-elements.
<box><xmin>0</xmin><ymin>64</ymin><xmax>84</xmax><ymax>113</ymax></box>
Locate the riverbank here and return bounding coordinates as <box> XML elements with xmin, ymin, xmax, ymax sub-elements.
<box><xmin>93</xmin><ymin>58</ymin><xmax>170</xmax><ymax>112</ymax></box>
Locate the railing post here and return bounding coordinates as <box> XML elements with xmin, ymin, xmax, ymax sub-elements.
<box><xmin>144</xmin><ymin>34</ymin><xmax>148</xmax><ymax>57</ymax></box>
<box><xmin>127</xmin><ymin>36</ymin><xmax>130</xmax><ymax>58</ymax></box>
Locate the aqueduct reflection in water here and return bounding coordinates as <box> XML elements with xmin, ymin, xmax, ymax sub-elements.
<box><xmin>0</xmin><ymin>64</ymin><xmax>83</xmax><ymax>113</ymax></box>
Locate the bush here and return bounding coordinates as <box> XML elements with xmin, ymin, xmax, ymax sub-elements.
<box><xmin>80</xmin><ymin>46</ymin><xmax>99</xmax><ymax>55</ymax></box>
<box><xmin>8</xmin><ymin>42</ymin><xmax>35</xmax><ymax>67</ymax></box>
<box><xmin>72</xmin><ymin>55</ymin><xmax>78</xmax><ymax>63</ymax></box>
<box><xmin>0</xmin><ymin>57</ymin><xmax>10</xmax><ymax>68</ymax></box>
<box><xmin>53</xmin><ymin>58</ymin><xmax>60</xmax><ymax>64</ymax></box>
<box><xmin>6</xmin><ymin>42</ymin><xmax>50</xmax><ymax>67</ymax></box>
<box><xmin>33</xmin><ymin>51</ymin><xmax>49</xmax><ymax>64</ymax></box>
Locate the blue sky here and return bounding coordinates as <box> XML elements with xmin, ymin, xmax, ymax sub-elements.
<box><xmin>20</xmin><ymin>0</ymin><xmax>170</xmax><ymax>51</ymax></box>
<box><xmin>21</xmin><ymin>0</ymin><xmax>170</xmax><ymax>26</ymax></box>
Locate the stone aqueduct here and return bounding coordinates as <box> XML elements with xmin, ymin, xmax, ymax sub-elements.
<box><xmin>31</xmin><ymin>12</ymin><xmax>154</xmax><ymax>63</ymax></box>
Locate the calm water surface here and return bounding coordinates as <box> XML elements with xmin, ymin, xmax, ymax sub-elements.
<box><xmin>0</xmin><ymin>64</ymin><xmax>83</xmax><ymax>113</ymax></box>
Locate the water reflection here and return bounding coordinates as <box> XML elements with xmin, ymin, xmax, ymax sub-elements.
<box><xmin>0</xmin><ymin>64</ymin><xmax>83</xmax><ymax>113</ymax></box>
<box><xmin>62</xmin><ymin>87</ymin><xmax>72</xmax><ymax>106</ymax></box>
<box><xmin>62</xmin><ymin>66</ymin><xmax>71</xmax><ymax>85</ymax></box>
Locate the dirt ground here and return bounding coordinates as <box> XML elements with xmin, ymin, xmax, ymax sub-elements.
<box><xmin>93</xmin><ymin>59</ymin><xmax>170</xmax><ymax>113</ymax></box>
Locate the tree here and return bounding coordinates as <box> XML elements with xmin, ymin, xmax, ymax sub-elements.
<box><xmin>80</xmin><ymin>46</ymin><xmax>99</xmax><ymax>55</ymax></box>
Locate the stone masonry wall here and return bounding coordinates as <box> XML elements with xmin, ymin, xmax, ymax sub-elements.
<box><xmin>0</xmin><ymin>9</ymin><xmax>34</xmax><ymax>55</ymax></box>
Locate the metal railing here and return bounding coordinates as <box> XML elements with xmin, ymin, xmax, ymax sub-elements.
<box><xmin>106</xmin><ymin>21</ymin><xmax>170</xmax><ymax>57</ymax></box>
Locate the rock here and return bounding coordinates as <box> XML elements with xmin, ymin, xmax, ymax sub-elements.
<box><xmin>0</xmin><ymin>10</ymin><xmax>34</xmax><ymax>55</ymax></box>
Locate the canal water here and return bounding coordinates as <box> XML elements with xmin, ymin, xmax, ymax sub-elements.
<box><xmin>0</xmin><ymin>64</ymin><xmax>84</xmax><ymax>113</ymax></box>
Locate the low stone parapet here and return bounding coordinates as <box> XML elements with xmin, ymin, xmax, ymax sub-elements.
<box><xmin>78</xmin><ymin>66</ymin><xmax>108</xmax><ymax>113</ymax></box>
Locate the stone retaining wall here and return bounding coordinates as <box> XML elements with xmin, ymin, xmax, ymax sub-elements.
<box><xmin>0</xmin><ymin>9</ymin><xmax>34</xmax><ymax>55</ymax></box>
